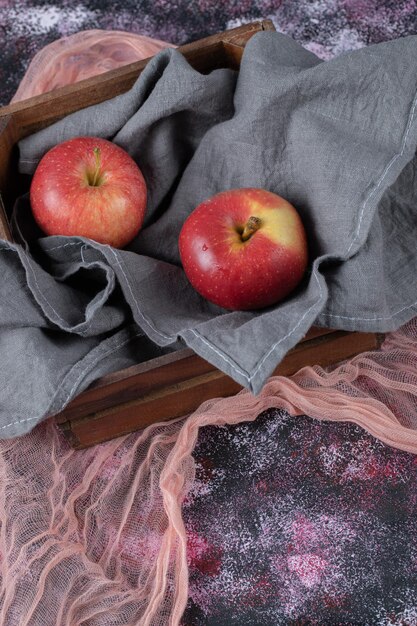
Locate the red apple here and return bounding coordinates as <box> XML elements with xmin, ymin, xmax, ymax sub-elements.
<box><xmin>30</xmin><ymin>136</ymin><xmax>147</xmax><ymax>248</ymax></box>
<box><xmin>179</xmin><ymin>188</ymin><xmax>308</xmax><ymax>311</ymax></box>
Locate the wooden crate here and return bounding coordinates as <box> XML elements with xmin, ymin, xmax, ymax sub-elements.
<box><xmin>0</xmin><ymin>21</ymin><xmax>381</xmax><ymax>448</ymax></box>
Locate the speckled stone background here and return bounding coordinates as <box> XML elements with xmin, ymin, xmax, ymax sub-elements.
<box><xmin>183</xmin><ymin>411</ymin><xmax>417</xmax><ymax>625</ymax></box>
<box><xmin>1</xmin><ymin>1</ymin><xmax>417</xmax><ymax>624</ymax></box>
<box><xmin>2</xmin><ymin>0</ymin><xmax>417</xmax><ymax>105</ymax></box>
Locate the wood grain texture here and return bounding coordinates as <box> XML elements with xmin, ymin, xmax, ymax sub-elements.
<box><xmin>57</xmin><ymin>331</ymin><xmax>381</xmax><ymax>449</ymax></box>
<box><xmin>0</xmin><ymin>115</ymin><xmax>17</xmax><ymax>241</ymax></box>
<box><xmin>0</xmin><ymin>196</ymin><xmax>11</xmax><ymax>241</ymax></box>
<box><xmin>55</xmin><ymin>327</ymin><xmax>337</xmax><ymax>423</ymax></box>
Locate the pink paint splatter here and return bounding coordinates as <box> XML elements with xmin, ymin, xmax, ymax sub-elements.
<box><xmin>187</xmin><ymin>530</ymin><xmax>223</xmax><ymax>577</ymax></box>
<box><xmin>291</xmin><ymin>514</ymin><xmax>321</xmax><ymax>550</ymax></box>
<box><xmin>287</xmin><ymin>553</ymin><xmax>328</xmax><ymax>588</ymax></box>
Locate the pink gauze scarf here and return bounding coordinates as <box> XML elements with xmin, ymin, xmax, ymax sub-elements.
<box><xmin>2</xmin><ymin>30</ymin><xmax>417</xmax><ymax>626</ymax></box>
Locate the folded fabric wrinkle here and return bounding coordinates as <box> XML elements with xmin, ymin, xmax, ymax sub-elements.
<box><xmin>3</xmin><ymin>29</ymin><xmax>417</xmax><ymax>440</ymax></box>
<box><xmin>0</xmin><ymin>26</ymin><xmax>416</xmax><ymax>626</ymax></box>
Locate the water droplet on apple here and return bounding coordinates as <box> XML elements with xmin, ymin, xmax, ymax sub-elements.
<box><xmin>202</xmin><ymin>244</ymin><xmax>208</xmax><ymax>251</ymax></box>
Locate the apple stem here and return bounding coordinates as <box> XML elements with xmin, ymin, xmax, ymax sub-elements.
<box><xmin>241</xmin><ymin>216</ymin><xmax>262</xmax><ymax>242</ymax></box>
<box><xmin>91</xmin><ymin>147</ymin><xmax>101</xmax><ymax>187</ymax></box>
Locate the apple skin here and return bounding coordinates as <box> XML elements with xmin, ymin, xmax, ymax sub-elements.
<box><xmin>30</xmin><ymin>136</ymin><xmax>147</xmax><ymax>248</ymax></box>
<box><xmin>178</xmin><ymin>188</ymin><xmax>308</xmax><ymax>311</ymax></box>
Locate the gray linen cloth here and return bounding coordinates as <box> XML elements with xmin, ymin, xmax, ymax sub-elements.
<box><xmin>1</xmin><ymin>31</ymin><xmax>416</xmax><ymax>437</ymax></box>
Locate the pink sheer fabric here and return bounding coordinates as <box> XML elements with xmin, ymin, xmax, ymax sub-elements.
<box><xmin>3</xmin><ymin>30</ymin><xmax>417</xmax><ymax>625</ymax></box>
<box><xmin>11</xmin><ymin>30</ymin><xmax>175</xmax><ymax>102</ymax></box>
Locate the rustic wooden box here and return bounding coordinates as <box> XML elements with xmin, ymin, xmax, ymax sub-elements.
<box><xmin>0</xmin><ymin>21</ymin><xmax>380</xmax><ymax>448</ymax></box>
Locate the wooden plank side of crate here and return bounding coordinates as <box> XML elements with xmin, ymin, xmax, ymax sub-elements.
<box><xmin>0</xmin><ymin>21</ymin><xmax>274</xmax><ymax>140</ymax></box>
<box><xmin>55</xmin><ymin>327</ymin><xmax>337</xmax><ymax>423</ymax></box>
<box><xmin>56</xmin><ymin>331</ymin><xmax>380</xmax><ymax>449</ymax></box>
<box><xmin>0</xmin><ymin>196</ymin><xmax>11</xmax><ymax>241</ymax></box>
<box><xmin>0</xmin><ymin>114</ymin><xmax>18</xmax><ymax>240</ymax></box>
<box><xmin>60</xmin><ymin>369</ymin><xmax>241</xmax><ymax>448</ymax></box>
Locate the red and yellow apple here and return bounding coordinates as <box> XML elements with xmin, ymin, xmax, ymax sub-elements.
<box><xmin>179</xmin><ymin>188</ymin><xmax>308</xmax><ymax>310</ymax></box>
<box><xmin>30</xmin><ymin>136</ymin><xmax>147</xmax><ymax>248</ymax></box>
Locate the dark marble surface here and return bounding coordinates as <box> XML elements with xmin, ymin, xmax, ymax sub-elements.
<box><xmin>183</xmin><ymin>410</ymin><xmax>417</xmax><ymax>625</ymax></box>
<box><xmin>2</xmin><ymin>1</ymin><xmax>417</xmax><ymax>623</ymax></box>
